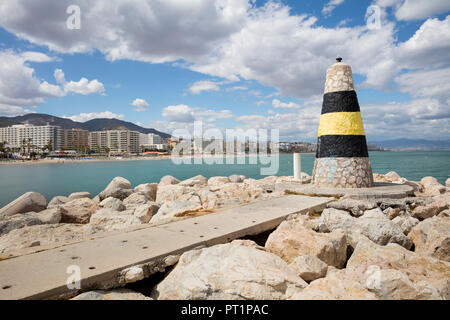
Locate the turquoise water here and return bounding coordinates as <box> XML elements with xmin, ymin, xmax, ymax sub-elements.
<box><xmin>0</xmin><ymin>151</ymin><xmax>449</xmax><ymax>207</ymax></box>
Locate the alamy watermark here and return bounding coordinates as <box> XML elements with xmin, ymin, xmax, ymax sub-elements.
<box><xmin>66</xmin><ymin>5</ymin><xmax>81</xmax><ymax>30</ymax></box>
<box><xmin>66</xmin><ymin>265</ymin><xmax>81</xmax><ymax>290</ymax></box>
<box><xmin>170</xmin><ymin>121</ymin><xmax>280</xmax><ymax>176</ymax></box>
<box><xmin>366</xmin><ymin>5</ymin><xmax>381</xmax><ymax>30</ymax></box>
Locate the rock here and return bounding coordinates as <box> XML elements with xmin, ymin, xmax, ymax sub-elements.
<box><xmin>159</xmin><ymin>175</ymin><xmax>180</xmax><ymax>186</ymax></box>
<box><xmin>68</xmin><ymin>192</ymin><xmax>92</xmax><ymax>200</ymax></box>
<box><xmin>89</xmin><ymin>208</ymin><xmax>143</xmax><ymax>231</ymax></box>
<box><xmin>60</xmin><ymin>198</ymin><xmax>98</xmax><ymax>224</ymax></box>
<box><xmin>150</xmin><ymin>200</ymin><xmax>202</xmax><ymax>225</ymax></box>
<box><xmin>134</xmin><ymin>203</ymin><xmax>159</xmax><ymax>223</ymax></box>
<box><xmin>47</xmin><ymin>196</ymin><xmax>69</xmax><ymax>209</ymax></box>
<box><xmin>197</xmin><ymin>189</ymin><xmax>218</xmax><ymax>210</ymax></box>
<box><xmin>123</xmin><ymin>193</ymin><xmax>148</xmax><ymax>210</ymax></box>
<box><xmin>98</xmin><ymin>177</ymin><xmax>133</xmax><ymax>201</ymax></box>
<box><xmin>0</xmin><ymin>207</ymin><xmax>62</xmax><ymax>237</ymax></box>
<box><xmin>446</xmin><ymin>178</ymin><xmax>450</xmax><ymax>188</ymax></box>
<box><xmin>327</xmin><ymin>199</ymin><xmax>377</xmax><ymax>217</ymax></box>
<box><xmin>265</xmin><ymin>217</ymin><xmax>348</xmax><ymax>268</ymax></box>
<box><xmin>290</xmin><ymin>267</ymin><xmax>377</xmax><ymax>300</ymax></box>
<box><xmin>289</xmin><ymin>255</ymin><xmax>328</xmax><ymax>282</ymax></box>
<box><xmin>179</xmin><ymin>175</ymin><xmax>208</xmax><ymax>187</ymax></box>
<box><xmin>134</xmin><ymin>183</ymin><xmax>158</xmax><ymax>201</ymax></box>
<box><xmin>392</xmin><ymin>215</ymin><xmax>419</xmax><ymax>235</ymax></box>
<box><xmin>153</xmin><ymin>242</ymin><xmax>307</xmax><ymax>300</ymax></box>
<box><xmin>419</xmin><ymin>176</ymin><xmax>446</xmax><ymax>196</ymax></box>
<box><xmin>155</xmin><ymin>184</ymin><xmax>187</xmax><ymax>204</ymax></box>
<box><xmin>229</xmin><ymin>174</ymin><xmax>245</xmax><ymax>183</ymax></box>
<box><xmin>121</xmin><ymin>266</ymin><xmax>145</xmax><ymax>284</ymax></box>
<box><xmin>412</xmin><ymin>201</ymin><xmax>447</xmax><ymax>220</ymax></box>
<box><xmin>0</xmin><ymin>192</ymin><xmax>47</xmax><ymax>217</ymax></box>
<box><xmin>207</xmin><ymin>176</ymin><xmax>230</xmax><ymax>186</ymax></box>
<box><xmin>318</xmin><ymin>208</ymin><xmax>413</xmax><ymax>249</ymax></box>
<box><xmin>383</xmin><ymin>207</ymin><xmax>401</xmax><ymax>220</ymax></box>
<box><xmin>365</xmin><ymin>268</ymin><xmax>438</xmax><ymax>300</ymax></box>
<box><xmin>72</xmin><ymin>289</ymin><xmax>151</xmax><ymax>300</ymax></box>
<box><xmin>0</xmin><ymin>223</ymin><xmax>96</xmax><ymax>254</ymax></box>
<box><xmin>409</xmin><ymin>216</ymin><xmax>450</xmax><ymax>262</ymax></box>
<box><xmin>36</xmin><ymin>207</ymin><xmax>62</xmax><ymax>224</ymax></box>
<box><xmin>99</xmin><ymin>197</ymin><xmax>126</xmax><ymax>212</ymax></box>
<box><xmin>362</xmin><ymin>207</ymin><xmax>385</xmax><ymax>219</ymax></box>
<box><xmin>439</xmin><ymin>209</ymin><xmax>450</xmax><ymax>217</ymax></box>
<box><xmin>0</xmin><ymin>213</ymin><xmax>42</xmax><ymax>237</ymax></box>
<box><xmin>347</xmin><ymin>237</ymin><xmax>450</xmax><ymax>299</ymax></box>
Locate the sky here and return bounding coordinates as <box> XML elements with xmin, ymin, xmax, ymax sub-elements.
<box><xmin>0</xmin><ymin>0</ymin><xmax>449</xmax><ymax>142</ymax></box>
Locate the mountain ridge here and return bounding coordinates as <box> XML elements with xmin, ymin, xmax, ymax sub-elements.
<box><xmin>0</xmin><ymin>113</ymin><xmax>171</xmax><ymax>139</ymax></box>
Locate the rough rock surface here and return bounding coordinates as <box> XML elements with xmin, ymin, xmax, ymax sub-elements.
<box><xmin>89</xmin><ymin>208</ymin><xmax>142</xmax><ymax>231</ymax></box>
<box><xmin>392</xmin><ymin>215</ymin><xmax>419</xmax><ymax>235</ymax></box>
<box><xmin>0</xmin><ymin>223</ymin><xmax>96</xmax><ymax>254</ymax></box>
<box><xmin>289</xmin><ymin>255</ymin><xmax>328</xmax><ymax>282</ymax></box>
<box><xmin>409</xmin><ymin>216</ymin><xmax>450</xmax><ymax>262</ymax></box>
<box><xmin>159</xmin><ymin>175</ymin><xmax>180</xmax><ymax>186</ymax></box>
<box><xmin>229</xmin><ymin>174</ymin><xmax>245</xmax><ymax>183</ymax></box>
<box><xmin>290</xmin><ymin>267</ymin><xmax>377</xmax><ymax>300</ymax></box>
<box><xmin>0</xmin><ymin>192</ymin><xmax>47</xmax><ymax>217</ymax></box>
<box><xmin>72</xmin><ymin>289</ymin><xmax>151</xmax><ymax>300</ymax></box>
<box><xmin>153</xmin><ymin>242</ymin><xmax>307</xmax><ymax>300</ymax></box>
<box><xmin>133</xmin><ymin>203</ymin><xmax>159</xmax><ymax>223</ymax></box>
<box><xmin>265</xmin><ymin>217</ymin><xmax>348</xmax><ymax>268</ymax></box>
<box><xmin>134</xmin><ymin>183</ymin><xmax>158</xmax><ymax>201</ymax></box>
<box><xmin>98</xmin><ymin>177</ymin><xmax>133</xmax><ymax>201</ymax></box>
<box><xmin>155</xmin><ymin>185</ymin><xmax>187</xmax><ymax>204</ymax></box>
<box><xmin>123</xmin><ymin>193</ymin><xmax>148</xmax><ymax>210</ymax></box>
<box><xmin>150</xmin><ymin>200</ymin><xmax>202</xmax><ymax>225</ymax></box>
<box><xmin>68</xmin><ymin>192</ymin><xmax>92</xmax><ymax>200</ymax></box>
<box><xmin>412</xmin><ymin>201</ymin><xmax>448</xmax><ymax>220</ymax></box>
<box><xmin>60</xmin><ymin>198</ymin><xmax>98</xmax><ymax>224</ymax></box>
<box><xmin>179</xmin><ymin>175</ymin><xmax>208</xmax><ymax>187</ymax></box>
<box><xmin>99</xmin><ymin>197</ymin><xmax>126</xmax><ymax>212</ymax></box>
<box><xmin>47</xmin><ymin>196</ymin><xmax>69</xmax><ymax>209</ymax></box>
<box><xmin>318</xmin><ymin>208</ymin><xmax>413</xmax><ymax>249</ymax></box>
<box><xmin>327</xmin><ymin>199</ymin><xmax>377</xmax><ymax>217</ymax></box>
<box><xmin>347</xmin><ymin>238</ymin><xmax>450</xmax><ymax>299</ymax></box>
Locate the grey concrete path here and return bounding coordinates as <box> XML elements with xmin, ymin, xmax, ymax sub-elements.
<box><xmin>0</xmin><ymin>195</ymin><xmax>331</xmax><ymax>300</ymax></box>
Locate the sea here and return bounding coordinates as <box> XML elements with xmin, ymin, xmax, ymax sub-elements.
<box><xmin>0</xmin><ymin>151</ymin><xmax>449</xmax><ymax>207</ymax></box>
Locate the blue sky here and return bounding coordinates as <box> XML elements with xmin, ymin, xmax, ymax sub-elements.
<box><xmin>0</xmin><ymin>0</ymin><xmax>449</xmax><ymax>142</ymax></box>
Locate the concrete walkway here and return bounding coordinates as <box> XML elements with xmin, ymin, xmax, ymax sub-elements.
<box><xmin>0</xmin><ymin>195</ymin><xmax>331</xmax><ymax>300</ymax></box>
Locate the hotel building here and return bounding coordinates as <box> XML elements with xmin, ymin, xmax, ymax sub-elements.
<box><xmin>89</xmin><ymin>130</ymin><xmax>140</xmax><ymax>153</ymax></box>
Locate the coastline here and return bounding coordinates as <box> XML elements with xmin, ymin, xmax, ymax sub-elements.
<box><xmin>0</xmin><ymin>152</ymin><xmax>301</xmax><ymax>166</ymax></box>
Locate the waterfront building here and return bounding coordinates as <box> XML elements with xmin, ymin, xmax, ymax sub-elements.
<box><xmin>139</xmin><ymin>133</ymin><xmax>162</xmax><ymax>149</ymax></box>
<box><xmin>61</xmin><ymin>128</ymin><xmax>89</xmax><ymax>151</ymax></box>
<box><xmin>89</xmin><ymin>130</ymin><xmax>140</xmax><ymax>153</ymax></box>
<box><xmin>0</xmin><ymin>124</ymin><xmax>62</xmax><ymax>151</ymax></box>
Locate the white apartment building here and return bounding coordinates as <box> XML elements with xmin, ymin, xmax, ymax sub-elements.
<box><xmin>0</xmin><ymin>124</ymin><xmax>62</xmax><ymax>150</ymax></box>
<box><xmin>139</xmin><ymin>133</ymin><xmax>162</xmax><ymax>146</ymax></box>
<box><xmin>89</xmin><ymin>130</ymin><xmax>140</xmax><ymax>153</ymax></box>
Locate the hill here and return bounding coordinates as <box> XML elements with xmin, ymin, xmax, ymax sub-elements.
<box><xmin>0</xmin><ymin>113</ymin><xmax>171</xmax><ymax>139</ymax></box>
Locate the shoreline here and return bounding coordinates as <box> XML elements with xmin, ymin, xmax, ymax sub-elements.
<box><xmin>0</xmin><ymin>153</ymin><xmax>304</xmax><ymax>166</ymax></box>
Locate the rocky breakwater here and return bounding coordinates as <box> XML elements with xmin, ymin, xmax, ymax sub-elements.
<box><xmin>67</xmin><ymin>171</ymin><xmax>449</xmax><ymax>300</ymax></box>
<box><xmin>0</xmin><ymin>174</ymin><xmax>306</xmax><ymax>256</ymax></box>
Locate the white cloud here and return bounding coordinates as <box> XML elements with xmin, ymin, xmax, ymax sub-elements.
<box><xmin>63</xmin><ymin>111</ymin><xmax>125</xmax><ymax>122</ymax></box>
<box><xmin>0</xmin><ymin>50</ymin><xmax>64</xmax><ymax>108</ymax></box>
<box><xmin>162</xmin><ymin>104</ymin><xmax>195</xmax><ymax>122</ymax></box>
<box><xmin>193</xmin><ymin>108</ymin><xmax>233</xmax><ymax>122</ymax></box>
<box><xmin>20</xmin><ymin>51</ymin><xmax>56</xmax><ymax>63</ymax></box>
<box><xmin>0</xmin><ymin>104</ymin><xmax>35</xmax><ymax>116</ymax></box>
<box><xmin>272</xmin><ymin>99</ymin><xmax>301</xmax><ymax>109</ymax></box>
<box><xmin>188</xmin><ymin>80</ymin><xmax>221</xmax><ymax>94</ymax></box>
<box><xmin>54</xmin><ymin>69</ymin><xmax>105</xmax><ymax>95</ymax></box>
<box><xmin>256</xmin><ymin>100</ymin><xmax>266</xmax><ymax>107</ymax></box>
<box><xmin>131</xmin><ymin>98</ymin><xmax>150</xmax><ymax>112</ymax></box>
<box><xmin>322</xmin><ymin>0</ymin><xmax>345</xmax><ymax>17</ymax></box>
<box><xmin>395</xmin><ymin>68</ymin><xmax>450</xmax><ymax>98</ymax></box>
<box><xmin>227</xmin><ymin>85</ymin><xmax>248</xmax><ymax>91</ymax></box>
<box><xmin>395</xmin><ymin>0</ymin><xmax>450</xmax><ymax>21</ymax></box>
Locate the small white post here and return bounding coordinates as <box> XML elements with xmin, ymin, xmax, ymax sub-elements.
<box><xmin>293</xmin><ymin>153</ymin><xmax>301</xmax><ymax>181</ymax></box>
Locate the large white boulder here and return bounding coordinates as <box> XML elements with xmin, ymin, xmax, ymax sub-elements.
<box><xmin>98</xmin><ymin>177</ymin><xmax>133</xmax><ymax>201</ymax></box>
<box><xmin>72</xmin><ymin>289</ymin><xmax>151</xmax><ymax>300</ymax></box>
<box><xmin>265</xmin><ymin>217</ymin><xmax>348</xmax><ymax>268</ymax></box>
<box><xmin>150</xmin><ymin>200</ymin><xmax>202</xmax><ymax>225</ymax></box>
<box><xmin>289</xmin><ymin>255</ymin><xmax>328</xmax><ymax>282</ymax></box>
<box><xmin>0</xmin><ymin>192</ymin><xmax>47</xmax><ymax>217</ymax></box>
<box><xmin>60</xmin><ymin>198</ymin><xmax>98</xmax><ymax>224</ymax></box>
<box><xmin>68</xmin><ymin>192</ymin><xmax>92</xmax><ymax>200</ymax></box>
<box><xmin>153</xmin><ymin>242</ymin><xmax>307</xmax><ymax>300</ymax></box>
<box><xmin>159</xmin><ymin>175</ymin><xmax>180</xmax><ymax>186</ymax></box>
<box><xmin>134</xmin><ymin>183</ymin><xmax>158</xmax><ymax>201</ymax></box>
<box><xmin>408</xmin><ymin>216</ymin><xmax>450</xmax><ymax>262</ymax></box>
<box><xmin>89</xmin><ymin>208</ymin><xmax>143</xmax><ymax>231</ymax></box>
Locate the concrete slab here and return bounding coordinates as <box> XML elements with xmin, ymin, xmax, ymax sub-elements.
<box><xmin>0</xmin><ymin>195</ymin><xmax>331</xmax><ymax>300</ymax></box>
<box><xmin>276</xmin><ymin>182</ymin><xmax>415</xmax><ymax>199</ymax></box>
